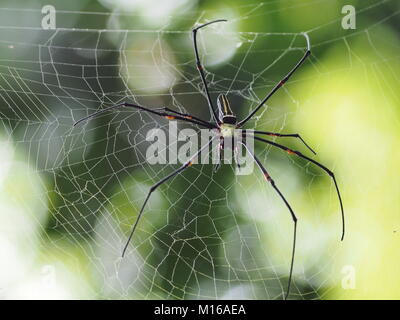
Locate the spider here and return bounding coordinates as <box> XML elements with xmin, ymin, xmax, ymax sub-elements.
<box><xmin>74</xmin><ymin>19</ymin><xmax>345</xmax><ymax>300</ymax></box>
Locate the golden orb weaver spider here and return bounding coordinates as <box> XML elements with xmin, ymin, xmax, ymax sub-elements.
<box><xmin>74</xmin><ymin>20</ymin><xmax>345</xmax><ymax>300</ymax></box>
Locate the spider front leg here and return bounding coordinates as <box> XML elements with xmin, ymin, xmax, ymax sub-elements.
<box><xmin>238</xmin><ymin>33</ymin><xmax>311</xmax><ymax>127</ymax></box>
<box><xmin>122</xmin><ymin>138</ymin><xmax>215</xmax><ymax>257</ymax></box>
<box><xmin>241</xmin><ymin>142</ymin><xmax>297</xmax><ymax>300</ymax></box>
<box><xmin>153</xmin><ymin>107</ymin><xmax>215</xmax><ymax>128</ymax></box>
<box><xmin>73</xmin><ymin>102</ymin><xmax>216</xmax><ymax>129</ymax></box>
<box><xmin>253</xmin><ymin>130</ymin><xmax>316</xmax><ymax>155</ymax></box>
<box><xmin>192</xmin><ymin>19</ymin><xmax>227</xmax><ymax>124</ymax></box>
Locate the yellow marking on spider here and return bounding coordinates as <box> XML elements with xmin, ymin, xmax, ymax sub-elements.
<box><xmin>286</xmin><ymin>149</ymin><xmax>295</xmax><ymax>155</ymax></box>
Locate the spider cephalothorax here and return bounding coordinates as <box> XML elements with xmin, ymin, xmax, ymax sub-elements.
<box><xmin>74</xmin><ymin>19</ymin><xmax>344</xmax><ymax>300</ymax></box>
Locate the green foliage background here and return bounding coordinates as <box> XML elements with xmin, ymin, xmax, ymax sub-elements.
<box><xmin>0</xmin><ymin>0</ymin><xmax>399</xmax><ymax>299</ymax></box>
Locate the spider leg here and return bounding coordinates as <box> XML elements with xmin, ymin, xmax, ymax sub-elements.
<box><xmin>249</xmin><ymin>134</ymin><xmax>345</xmax><ymax>241</ymax></box>
<box><xmin>241</xmin><ymin>142</ymin><xmax>297</xmax><ymax>300</ymax></box>
<box><xmin>153</xmin><ymin>106</ymin><xmax>213</xmax><ymax>128</ymax></box>
<box><xmin>253</xmin><ymin>130</ymin><xmax>316</xmax><ymax>155</ymax></box>
<box><xmin>237</xmin><ymin>33</ymin><xmax>311</xmax><ymax>128</ymax></box>
<box><xmin>74</xmin><ymin>102</ymin><xmax>217</xmax><ymax>129</ymax></box>
<box><xmin>192</xmin><ymin>19</ymin><xmax>227</xmax><ymax>124</ymax></box>
<box><xmin>122</xmin><ymin>138</ymin><xmax>215</xmax><ymax>257</ymax></box>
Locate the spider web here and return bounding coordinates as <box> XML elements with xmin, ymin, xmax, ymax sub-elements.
<box><xmin>0</xmin><ymin>0</ymin><xmax>398</xmax><ymax>299</ymax></box>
